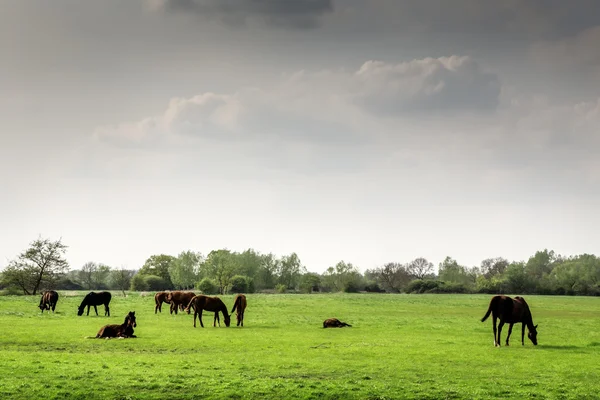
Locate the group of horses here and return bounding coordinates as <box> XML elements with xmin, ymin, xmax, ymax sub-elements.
<box><xmin>37</xmin><ymin>289</ymin><xmax>539</xmax><ymax>346</ymax></box>
<box><xmin>154</xmin><ymin>291</ymin><xmax>247</xmax><ymax>328</ymax></box>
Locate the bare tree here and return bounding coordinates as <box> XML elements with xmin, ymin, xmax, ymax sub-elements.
<box><xmin>375</xmin><ymin>262</ymin><xmax>411</xmax><ymax>292</ymax></box>
<box><xmin>407</xmin><ymin>257</ymin><xmax>434</xmax><ymax>280</ymax></box>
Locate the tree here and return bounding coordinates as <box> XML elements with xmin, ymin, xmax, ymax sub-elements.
<box><xmin>255</xmin><ymin>253</ymin><xmax>279</xmax><ymax>290</ymax></box>
<box><xmin>480</xmin><ymin>257</ymin><xmax>509</xmax><ymax>279</ymax></box>
<box><xmin>169</xmin><ymin>251</ymin><xmax>202</xmax><ymax>289</ymax></box>
<box><xmin>202</xmin><ymin>249</ymin><xmax>238</xmax><ymax>294</ymax></box>
<box><xmin>438</xmin><ymin>257</ymin><xmax>473</xmax><ymax>286</ymax></box>
<box><xmin>373</xmin><ymin>262</ymin><xmax>411</xmax><ymax>292</ymax></box>
<box><xmin>299</xmin><ymin>272</ymin><xmax>321</xmax><ymax>293</ymax></box>
<box><xmin>2</xmin><ymin>237</ymin><xmax>69</xmax><ymax>294</ymax></box>
<box><xmin>277</xmin><ymin>252</ymin><xmax>305</xmax><ymax>289</ymax></box>
<box><xmin>110</xmin><ymin>269</ymin><xmax>135</xmax><ymax>296</ymax></box>
<box><xmin>407</xmin><ymin>257</ymin><xmax>434</xmax><ymax>280</ymax></box>
<box><xmin>139</xmin><ymin>254</ymin><xmax>175</xmax><ymax>288</ymax></box>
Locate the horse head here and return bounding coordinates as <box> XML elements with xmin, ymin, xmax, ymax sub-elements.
<box><xmin>224</xmin><ymin>312</ymin><xmax>231</xmax><ymax>327</ymax></box>
<box><xmin>528</xmin><ymin>324</ymin><xmax>538</xmax><ymax>345</ymax></box>
<box><xmin>77</xmin><ymin>306</ymin><xmax>85</xmax><ymax>316</ymax></box>
<box><xmin>127</xmin><ymin>311</ymin><xmax>137</xmax><ymax>328</ymax></box>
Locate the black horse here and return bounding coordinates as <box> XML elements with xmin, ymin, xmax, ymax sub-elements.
<box><xmin>78</xmin><ymin>291</ymin><xmax>112</xmax><ymax>316</ymax></box>
<box><xmin>481</xmin><ymin>295</ymin><xmax>538</xmax><ymax>347</ymax></box>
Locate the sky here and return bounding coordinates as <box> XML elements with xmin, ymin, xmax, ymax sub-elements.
<box><xmin>1</xmin><ymin>0</ymin><xmax>600</xmax><ymax>273</ymax></box>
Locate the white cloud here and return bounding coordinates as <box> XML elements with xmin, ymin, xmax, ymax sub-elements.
<box><xmin>531</xmin><ymin>25</ymin><xmax>600</xmax><ymax>73</ymax></box>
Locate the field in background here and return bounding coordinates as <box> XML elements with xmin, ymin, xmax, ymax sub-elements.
<box><xmin>0</xmin><ymin>293</ymin><xmax>599</xmax><ymax>399</ymax></box>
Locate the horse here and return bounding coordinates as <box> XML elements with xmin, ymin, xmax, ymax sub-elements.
<box><xmin>185</xmin><ymin>295</ymin><xmax>230</xmax><ymax>328</ymax></box>
<box><xmin>95</xmin><ymin>311</ymin><xmax>137</xmax><ymax>339</ymax></box>
<box><xmin>38</xmin><ymin>290</ymin><xmax>59</xmax><ymax>313</ymax></box>
<box><xmin>230</xmin><ymin>294</ymin><xmax>247</xmax><ymax>327</ymax></box>
<box><xmin>154</xmin><ymin>291</ymin><xmax>171</xmax><ymax>314</ymax></box>
<box><xmin>166</xmin><ymin>291</ymin><xmax>196</xmax><ymax>315</ymax></box>
<box><xmin>481</xmin><ymin>295</ymin><xmax>538</xmax><ymax>347</ymax></box>
<box><xmin>77</xmin><ymin>291</ymin><xmax>112</xmax><ymax>317</ymax></box>
<box><xmin>323</xmin><ymin>318</ymin><xmax>352</xmax><ymax>328</ymax></box>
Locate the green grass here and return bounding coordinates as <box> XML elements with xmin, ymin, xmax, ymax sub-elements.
<box><xmin>0</xmin><ymin>292</ymin><xmax>599</xmax><ymax>399</ymax></box>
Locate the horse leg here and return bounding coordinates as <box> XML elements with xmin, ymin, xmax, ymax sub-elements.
<box><xmin>87</xmin><ymin>305</ymin><xmax>91</xmax><ymax>316</ymax></box>
<box><xmin>193</xmin><ymin>310</ymin><xmax>197</xmax><ymax>328</ymax></box>
<box><xmin>94</xmin><ymin>305</ymin><xmax>98</xmax><ymax>316</ymax></box>
<box><xmin>521</xmin><ymin>323</ymin><xmax>525</xmax><ymax>346</ymax></box>
<box><xmin>174</xmin><ymin>303</ymin><xmax>178</xmax><ymax>315</ymax></box>
<box><xmin>106</xmin><ymin>304</ymin><xmax>110</xmax><ymax>317</ymax></box>
<box><xmin>497</xmin><ymin>321</ymin><xmax>505</xmax><ymax>347</ymax></box>
<box><xmin>241</xmin><ymin>311</ymin><xmax>244</xmax><ymax>327</ymax></box>
<box><xmin>199</xmin><ymin>310</ymin><xmax>204</xmax><ymax>328</ymax></box>
<box><xmin>492</xmin><ymin>316</ymin><xmax>498</xmax><ymax>346</ymax></box>
<box><xmin>506</xmin><ymin>323</ymin><xmax>514</xmax><ymax>346</ymax></box>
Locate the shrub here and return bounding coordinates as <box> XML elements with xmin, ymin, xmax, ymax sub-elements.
<box><xmin>229</xmin><ymin>275</ymin><xmax>248</xmax><ymax>293</ymax></box>
<box><xmin>130</xmin><ymin>274</ymin><xmax>149</xmax><ymax>291</ymax></box>
<box><xmin>196</xmin><ymin>278</ymin><xmax>218</xmax><ymax>295</ymax></box>
<box><xmin>406</xmin><ymin>279</ymin><xmax>441</xmax><ymax>294</ymax></box>
<box><xmin>144</xmin><ymin>275</ymin><xmax>168</xmax><ymax>291</ymax></box>
<box><xmin>343</xmin><ymin>280</ymin><xmax>361</xmax><ymax>293</ymax></box>
<box><xmin>276</xmin><ymin>284</ymin><xmax>287</xmax><ymax>294</ymax></box>
<box><xmin>364</xmin><ymin>281</ymin><xmax>384</xmax><ymax>293</ymax></box>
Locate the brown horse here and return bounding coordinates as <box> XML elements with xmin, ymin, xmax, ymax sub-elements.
<box><xmin>154</xmin><ymin>291</ymin><xmax>171</xmax><ymax>314</ymax></box>
<box><xmin>95</xmin><ymin>311</ymin><xmax>137</xmax><ymax>339</ymax></box>
<box><xmin>323</xmin><ymin>318</ymin><xmax>352</xmax><ymax>328</ymax></box>
<box><xmin>230</xmin><ymin>294</ymin><xmax>247</xmax><ymax>327</ymax></box>
<box><xmin>481</xmin><ymin>295</ymin><xmax>538</xmax><ymax>347</ymax></box>
<box><xmin>39</xmin><ymin>290</ymin><xmax>59</xmax><ymax>313</ymax></box>
<box><xmin>166</xmin><ymin>291</ymin><xmax>196</xmax><ymax>315</ymax></box>
<box><xmin>77</xmin><ymin>291</ymin><xmax>111</xmax><ymax>316</ymax></box>
<box><xmin>185</xmin><ymin>295</ymin><xmax>230</xmax><ymax>328</ymax></box>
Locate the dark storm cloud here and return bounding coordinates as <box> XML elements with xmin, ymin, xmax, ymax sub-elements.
<box><xmin>156</xmin><ymin>0</ymin><xmax>333</xmax><ymax>28</ymax></box>
<box><xmin>335</xmin><ymin>0</ymin><xmax>600</xmax><ymax>39</ymax></box>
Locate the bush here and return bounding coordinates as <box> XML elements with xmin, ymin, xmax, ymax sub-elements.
<box><xmin>130</xmin><ymin>274</ymin><xmax>149</xmax><ymax>291</ymax></box>
<box><xmin>343</xmin><ymin>280</ymin><xmax>361</xmax><ymax>293</ymax></box>
<box><xmin>405</xmin><ymin>279</ymin><xmax>441</xmax><ymax>294</ymax></box>
<box><xmin>144</xmin><ymin>275</ymin><xmax>168</xmax><ymax>291</ymax></box>
<box><xmin>276</xmin><ymin>284</ymin><xmax>287</xmax><ymax>294</ymax></box>
<box><xmin>364</xmin><ymin>281</ymin><xmax>384</xmax><ymax>293</ymax></box>
<box><xmin>196</xmin><ymin>278</ymin><xmax>218</xmax><ymax>295</ymax></box>
<box><xmin>229</xmin><ymin>275</ymin><xmax>249</xmax><ymax>293</ymax></box>
<box><xmin>299</xmin><ymin>273</ymin><xmax>321</xmax><ymax>293</ymax></box>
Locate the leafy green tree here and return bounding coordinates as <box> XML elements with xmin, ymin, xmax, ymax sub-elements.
<box><xmin>2</xmin><ymin>237</ymin><xmax>69</xmax><ymax>294</ymax></box>
<box><xmin>480</xmin><ymin>257</ymin><xmax>509</xmax><ymax>279</ymax></box>
<box><xmin>372</xmin><ymin>262</ymin><xmax>411</xmax><ymax>292</ymax></box>
<box><xmin>438</xmin><ymin>257</ymin><xmax>473</xmax><ymax>286</ymax></box>
<box><xmin>110</xmin><ymin>269</ymin><xmax>135</xmax><ymax>296</ymax></box>
<box><xmin>130</xmin><ymin>273</ymin><xmax>149</xmax><ymax>291</ymax></box>
<box><xmin>169</xmin><ymin>250</ymin><xmax>202</xmax><ymax>289</ymax></box>
<box><xmin>277</xmin><ymin>252</ymin><xmax>305</xmax><ymax>289</ymax></box>
<box><xmin>229</xmin><ymin>275</ymin><xmax>249</xmax><ymax>293</ymax></box>
<box><xmin>299</xmin><ymin>272</ymin><xmax>321</xmax><ymax>293</ymax></box>
<box><xmin>202</xmin><ymin>249</ymin><xmax>238</xmax><ymax>294</ymax></box>
<box><xmin>139</xmin><ymin>254</ymin><xmax>175</xmax><ymax>288</ymax></box>
<box><xmin>255</xmin><ymin>253</ymin><xmax>279</xmax><ymax>290</ymax></box>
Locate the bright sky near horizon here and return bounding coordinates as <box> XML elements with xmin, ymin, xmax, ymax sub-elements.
<box><xmin>2</xmin><ymin>1</ymin><xmax>600</xmax><ymax>273</ymax></box>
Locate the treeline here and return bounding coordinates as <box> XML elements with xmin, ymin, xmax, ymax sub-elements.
<box><xmin>1</xmin><ymin>238</ymin><xmax>599</xmax><ymax>296</ymax></box>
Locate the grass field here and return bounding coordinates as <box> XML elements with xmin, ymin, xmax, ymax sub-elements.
<box><xmin>0</xmin><ymin>292</ymin><xmax>599</xmax><ymax>400</ymax></box>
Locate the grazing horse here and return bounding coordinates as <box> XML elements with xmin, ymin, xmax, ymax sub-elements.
<box><xmin>77</xmin><ymin>291</ymin><xmax>112</xmax><ymax>317</ymax></box>
<box><xmin>185</xmin><ymin>295</ymin><xmax>230</xmax><ymax>328</ymax></box>
<box><xmin>95</xmin><ymin>311</ymin><xmax>137</xmax><ymax>339</ymax></box>
<box><xmin>38</xmin><ymin>290</ymin><xmax>59</xmax><ymax>313</ymax></box>
<box><xmin>323</xmin><ymin>318</ymin><xmax>352</xmax><ymax>328</ymax></box>
<box><xmin>154</xmin><ymin>291</ymin><xmax>171</xmax><ymax>314</ymax></box>
<box><xmin>166</xmin><ymin>291</ymin><xmax>196</xmax><ymax>315</ymax></box>
<box><xmin>230</xmin><ymin>294</ymin><xmax>247</xmax><ymax>327</ymax></box>
<box><xmin>481</xmin><ymin>295</ymin><xmax>538</xmax><ymax>347</ymax></box>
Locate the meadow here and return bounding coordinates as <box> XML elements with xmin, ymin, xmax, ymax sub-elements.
<box><xmin>0</xmin><ymin>292</ymin><xmax>599</xmax><ymax>400</ymax></box>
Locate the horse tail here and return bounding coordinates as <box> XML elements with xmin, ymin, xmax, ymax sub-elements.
<box><xmin>231</xmin><ymin>296</ymin><xmax>240</xmax><ymax>315</ymax></box>
<box><xmin>481</xmin><ymin>297</ymin><xmax>495</xmax><ymax>322</ymax></box>
<box><xmin>342</xmin><ymin>322</ymin><xmax>352</xmax><ymax>327</ymax></box>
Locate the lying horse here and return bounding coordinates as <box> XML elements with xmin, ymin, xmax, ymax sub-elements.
<box><xmin>166</xmin><ymin>291</ymin><xmax>196</xmax><ymax>315</ymax></box>
<box><xmin>231</xmin><ymin>294</ymin><xmax>247</xmax><ymax>327</ymax></box>
<box><xmin>77</xmin><ymin>291</ymin><xmax>112</xmax><ymax>317</ymax></box>
<box><xmin>95</xmin><ymin>311</ymin><xmax>137</xmax><ymax>339</ymax></box>
<box><xmin>39</xmin><ymin>290</ymin><xmax>59</xmax><ymax>313</ymax></box>
<box><xmin>185</xmin><ymin>295</ymin><xmax>230</xmax><ymax>328</ymax></box>
<box><xmin>323</xmin><ymin>318</ymin><xmax>352</xmax><ymax>328</ymax></box>
<box><xmin>154</xmin><ymin>291</ymin><xmax>171</xmax><ymax>314</ymax></box>
<box><xmin>481</xmin><ymin>295</ymin><xmax>538</xmax><ymax>347</ymax></box>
